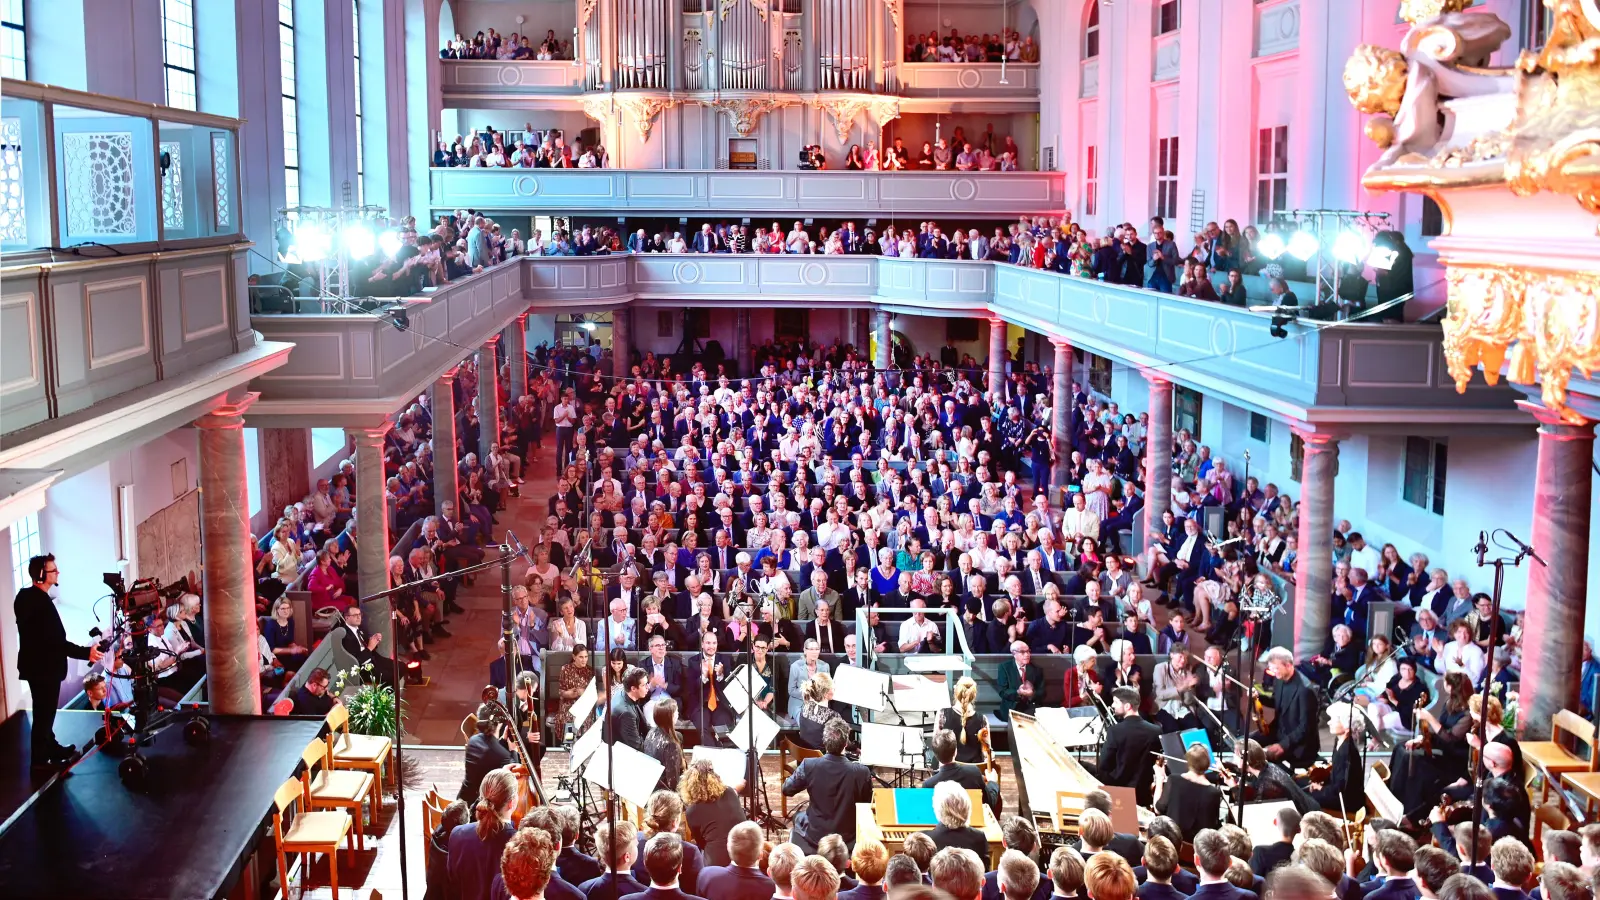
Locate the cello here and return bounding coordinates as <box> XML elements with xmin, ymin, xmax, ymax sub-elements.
<box><xmin>479</xmin><ymin>685</ymin><xmax>546</xmax><ymax>825</ymax></box>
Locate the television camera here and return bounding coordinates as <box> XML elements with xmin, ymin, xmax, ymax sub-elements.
<box><xmin>95</xmin><ymin>572</ymin><xmax>213</xmax><ymax>789</ymax></box>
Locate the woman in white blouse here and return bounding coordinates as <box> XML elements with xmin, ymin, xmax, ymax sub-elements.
<box><xmin>548</xmin><ymin>596</ymin><xmax>587</xmax><ymax>652</ymax></box>
<box><xmin>1440</xmin><ymin>618</ymin><xmax>1486</xmax><ymax>684</ymax></box>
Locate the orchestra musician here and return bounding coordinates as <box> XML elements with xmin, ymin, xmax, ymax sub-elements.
<box><xmin>1253</xmin><ymin>647</ymin><xmax>1321</xmax><ymax>767</ymax></box>
<box><xmin>782</xmin><ymin>718</ymin><xmax>873</xmax><ymax>854</ymax></box>
<box><xmin>1219</xmin><ymin>740</ymin><xmax>1318</xmax><ymax>814</ymax></box>
<box><xmin>1092</xmin><ymin>686</ymin><xmax>1163</xmax><ymax>806</ymax></box>
<box><xmin>459</xmin><ymin>701</ymin><xmax>516</xmax><ymax>804</ymax></box>
<box><xmin>935</xmin><ymin>676</ymin><xmax>990</xmax><ymax>767</ymax></box>
<box><xmin>1387</xmin><ymin>671</ymin><xmax>1474</xmax><ymax>827</ymax></box>
<box><xmin>1301</xmin><ymin>702</ymin><xmax>1366</xmax><ymax>813</ymax></box>
<box><xmin>922</xmin><ymin>728</ymin><xmax>1000</xmax><ymax>816</ymax></box>
<box><xmin>1063</xmin><ymin>645</ymin><xmax>1105</xmax><ymax>709</ymax></box>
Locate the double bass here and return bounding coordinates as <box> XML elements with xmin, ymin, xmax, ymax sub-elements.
<box><xmin>479</xmin><ymin>685</ymin><xmax>546</xmax><ymax>824</ymax></box>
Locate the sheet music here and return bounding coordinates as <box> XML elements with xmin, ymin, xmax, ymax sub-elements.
<box><xmin>690</xmin><ymin>746</ymin><xmax>749</xmax><ymax>787</ymax></box>
<box><xmin>1035</xmin><ymin>706</ymin><xmax>1106</xmax><ymax>748</ymax></box>
<box><xmin>1366</xmin><ymin>767</ymin><xmax>1404</xmax><ymax>822</ymax></box>
<box><xmin>832</xmin><ymin>664</ymin><xmax>890</xmax><ymax>712</ymax></box>
<box><xmin>902</xmin><ymin>654</ymin><xmax>971</xmax><ymax>673</ymax></box>
<box><xmin>568</xmin><ymin>679</ymin><xmax>598</xmax><ymax>732</ymax></box>
<box><xmin>728</xmin><ymin>704</ymin><xmax>782</xmax><ymax>754</ymax></box>
<box><xmin>859</xmin><ymin>722</ymin><xmax>926</xmax><ymax>769</ymax></box>
<box><xmin>1238</xmin><ymin>801</ymin><xmax>1294</xmax><ymax>846</ymax></box>
<box><xmin>721</xmin><ymin>665</ymin><xmax>767</xmax><ymax>714</ymax></box>
<box><xmin>569</xmin><ymin>716</ymin><xmax>606</xmax><ymax>769</ymax></box>
<box><xmin>583</xmin><ymin>741</ymin><xmax>666</xmax><ymax>808</ymax></box>
<box><xmin>892</xmin><ymin>674</ymin><xmax>950</xmax><ymax>713</ymax></box>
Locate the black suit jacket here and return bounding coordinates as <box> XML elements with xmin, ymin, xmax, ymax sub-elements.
<box><xmin>14</xmin><ymin>585</ymin><xmax>93</xmax><ymax>683</ymax></box>
<box><xmin>783</xmin><ymin>752</ymin><xmax>873</xmax><ymax>847</ymax></box>
<box><xmin>1250</xmin><ymin>841</ymin><xmax>1295</xmax><ymax>877</ymax></box>
<box><xmin>641</xmin><ymin>654</ymin><xmax>686</xmax><ymax>700</ymax></box>
<box><xmin>997</xmin><ymin>661</ymin><xmax>1045</xmax><ymax>718</ymax></box>
<box><xmin>695</xmin><ymin>865</ymin><xmax>776</xmax><ymax>900</ymax></box>
<box><xmin>923</xmin><ymin>762</ymin><xmax>1000</xmax><ymax>813</ymax></box>
<box><xmin>1099</xmin><ymin>714</ymin><xmax>1164</xmax><ymax>806</ymax></box>
<box><xmin>459</xmin><ymin>732</ymin><xmax>516</xmax><ymax>803</ymax></box>
<box><xmin>610</xmin><ymin>692</ymin><xmax>647</xmax><ymax>751</ymax></box>
<box><xmin>921</xmin><ymin>823</ymin><xmax>990</xmax><ymax>861</ymax></box>
<box><xmin>805</xmin><ymin>619</ymin><xmax>847</xmax><ymax>656</ymax></box>
<box><xmin>1268</xmin><ymin>671</ymin><xmax>1322</xmax><ymax>766</ymax></box>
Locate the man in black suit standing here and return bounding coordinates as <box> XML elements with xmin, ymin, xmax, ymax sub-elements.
<box><xmin>610</xmin><ymin>666</ymin><xmax>650</xmax><ymax>752</ymax></box>
<box><xmin>14</xmin><ymin>554</ymin><xmax>103</xmax><ymax>768</ymax></box>
<box><xmin>923</xmin><ymin>729</ymin><xmax>1000</xmax><ymax>816</ymax></box>
<box><xmin>458</xmin><ymin>702</ymin><xmax>516</xmax><ymax>803</ymax></box>
<box><xmin>783</xmin><ymin>718</ymin><xmax>873</xmax><ymax>854</ymax></box>
<box><xmin>1255</xmin><ymin>647</ymin><xmax>1321</xmax><ymax>767</ymax></box>
<box><xmin>1094</xmin><ymin>687</ymin><xmax>1164</xmax><ymax>806</ymax></box>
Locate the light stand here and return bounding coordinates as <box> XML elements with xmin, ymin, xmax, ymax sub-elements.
<box><xmin>1466</xmin><ymin>529</ymin><xmax>1541</xmax><ymax>874</ymax></box>
<box><xmin>1229</xmin><ymin>586</ymin><xmax>1283</xmax><ymax>825</ymax></box>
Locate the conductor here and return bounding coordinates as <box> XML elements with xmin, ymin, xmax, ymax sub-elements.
<box><xmin>14</xmin><ymin>554</ymin><xmax>103</xmax><ymax>769</ymax></box>
<box><xmin>1095</xmin><ymin>686</ymin><xmax>1164</xmax><ymax>806</ymax></box>
<box><xmin>1255</xmin><ymin>646</ymin><xmax>1321</xmax><ymax>767</ymax></box>
<box><xmin>782</xmin><ymin>718</ymin><xmax>872</xmax><ymax>854</ymax></box>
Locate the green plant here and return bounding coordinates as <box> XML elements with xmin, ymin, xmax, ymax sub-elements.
<box><xmin>333</xmin><ymin>661</ymin><xmax>403</xmax><ymax>738</ymax></box>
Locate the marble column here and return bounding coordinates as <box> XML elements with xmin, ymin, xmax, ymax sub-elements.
<box><xmin>1051</xmin><ymin>339</ymin><xmax>1073</xmax><ymax>492</ymax></box>
<box><xmin>432</xmin><ymin>368</ymin><xmax>459</xmax><ymax>515</ymax></box>
<box><xmin>987</xmin><ymin>316</ymin><xmax>1008</xmax><ymax>399</ymax></box>
<box><xmin>1292</xmin><ymin>430</ymin><xmax>1340</xmax><ymax>663</ymax></box>
<box><xmin>1517</xmin><ymin>402</ymin><xmax>1594</xmax><ymax>739</ymax></box>
<box><xmin>348</xmin><ymin>422</ymin><xmax>393</xmax><ymax>643</ymax></box>
<box><xmin>612</xmin><ymin>307</ymin><xmax>631</xmax><ymax>381</ymax></box>
<box><xmin>1145</xmin><ymin>373</ymin><xmax>1174</xmax><ymax>523</ymax></box>
<box><xmin>506</xmin><ymin>314</ymin><xmax>528</xmax><ymax>404</ymax></box>
<box><xmin>477</xmin><ymin>338</ymin><xmax>500</xmax><ymax>463</ymax></box>
<box><xmin>873</xmin><ymin>309</ymin><xmax>892</xmax><ymax>370</ymax></box>
<box><xmin>733</xmin><ymin>310</ymin><xmax>752</xmax><ymax>377</ymax></box>
<box><xmin>195</xmin><ymin>394</ymin><xmax>262</xmax><ymax>715</ymax></box>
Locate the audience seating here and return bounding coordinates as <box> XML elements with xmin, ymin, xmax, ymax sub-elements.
<box><xmin>1522</xmin><ymin>708</ymin><xmax>1594</xmax><ymax>803</ymax></box>
<box><xmin>272</xmin><ymin>776</ymin><xmax>354</xmax><ymax>900</ymax></box>
<box><xmin>327</xmin><ymin>704</ymin><xmax>393</xmax><ymax>814</ymax></box>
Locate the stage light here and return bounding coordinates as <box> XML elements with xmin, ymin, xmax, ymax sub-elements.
<box><xmin>293</xmin><ymin>223</ymin><xmax>332</xmax><ymax>263</ymax></box>
<box><xmin>1257</xmin><ymin>233</ymin><xmax>1286</xmax><ymax>260</ymax></box>
<box><xmin>342</xmin><ymin>223</ymin><xmax>377</xmax><ymax>259</ymax></box>
<box><xmin>582</xmin><ymin>321</ymin><xmax>598</xmax><ymax>332</ymax></box>
<box><xmin>1367</xmin><ymin>245</ymin><xmax>1398</xmax><ymax>271</ymax></box>
<box><xmin>404</xmin><ymin>658</ymin><xmax>425</xmax><ymax>685</ymax></box>
<box><xmin>1332</xmin><ymin>230</ymin><xmax>1368</xmax><ymax>265</ymax></box>
<box><xmin>378</xmin><ymin>228</ymin><xmax>404</xmax><ymax>259</ymax></box>
<box><xmin>1288</xmin><ymin>230</ymin><xmax>1319</xmax><ymax>261</ymax></box>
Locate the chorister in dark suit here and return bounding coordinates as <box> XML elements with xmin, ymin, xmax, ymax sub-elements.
<box><xmin>1096</xmin><ymin>687</ymin><xmax>1165</xmax><ymax>806</ymax></box>
<box><xmin>610</xmin><ymin>669</ymin><xmax>651</xmax><ymax>752</ymax></box>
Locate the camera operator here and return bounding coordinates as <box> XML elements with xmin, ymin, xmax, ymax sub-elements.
<box><xmin>14</xmin><ymin>554</ymin><xmax>103</xmax><ymax>768</ymax></box>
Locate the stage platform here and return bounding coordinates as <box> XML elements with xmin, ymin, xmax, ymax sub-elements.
<box><xmin>0</xmin><ymin>710</ymin><xmax>325</xmax><ymax>900</ymax></box>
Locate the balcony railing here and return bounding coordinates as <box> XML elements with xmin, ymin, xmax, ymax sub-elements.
<box><xmin>429</xmin><ymin>168</ymin><xmax>1067</xmax><ymax>215</ymax></box>
<box><xmin>251</xmin><ymin>254</ymin><xmax>1519</xmax><ymax>422</ymax></box>
<box><xmin>896</xmin><ymin>62</ymin><xmax>1040</xmax><ymax>97</ymax></box>
<box><xmin>1</xmin><ymin>79</ymin><xmax>242</xmax><ymax>257</ymax></box>
<box><xmin>438</xmin><ymin>60</ymin><xmax>587</xmax><ymax>97</ymax></box>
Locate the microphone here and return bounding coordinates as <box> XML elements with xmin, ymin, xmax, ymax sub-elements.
<box><xmin>505</xmin><ymin>530</ymin><xmax>535</xmax><ymax>567</ymax></box>
<box><xmin>1503</xmin><ymin>531</ymin><xmax>1547</xmax><ymax>567</ymax></box>
<box><xmin>1474</xmin><ymin>531</ymin><xmax>1487</xmax><ymax>567</ymax></box>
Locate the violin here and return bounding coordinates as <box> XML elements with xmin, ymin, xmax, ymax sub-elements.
<box><xmin>1304</xmin><ymin>760</ymin><xmax>1333</xmax><ymax>786</ymax></box>
<box><xmin>480</xmin><ymin>685</ymin><xmax>546</xmax><ymax>825</ymax></box>
<box><xmin>1434</xmin><ymin>792</ymin><xmax>1473</xmax><ymax>826</ymax></box>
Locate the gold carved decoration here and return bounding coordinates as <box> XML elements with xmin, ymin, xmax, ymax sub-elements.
<box><xmin>1442</xmin><ymin>264</ymin><xmax>1600</xmax><ymax>424</ymax></box>
<box><xmin>814</xmin><ymin>97</ymin><xmax>872</xmax><ymax>145</ymax></box>
<box><xmin>579</xmin><ymin>0</ymin><xmax>600</xmax><ymax>28</ymax></box>
<box><xmin>885</xmin><ymin>0</ymin><xmax>902</xmax><ymax>30</ymax></box>
<box><xmin>581</xmin><ymin>95</ymin><xmax>615</xmax><ymax>131</ymax></box>
<box><xmin>1343</xmin><ymin>45</ymin><xmax>1407</xmax><ymax>116</ymax></box>
<box><xmin>869</xmin><ymin>97</ymin><xmax>902</xmax><ymax>129</ymax></box>
<box><xmin>1399</xmin><ymin>0</ymin><xmax>1473</xmax><ymax>24</ymax></box>
<box><xmin>705</xmin><ymin>97</ymin><xmax>793</xmax><ymax>137</ymax></box>
<box><xmin>615</xmin><ymin>96</ymin><xmax>677</xmax><ymax>142</ymax></box>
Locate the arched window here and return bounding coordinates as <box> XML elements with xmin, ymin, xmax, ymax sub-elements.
<box><xmin>1084</xmin><ymin>2</ymin><xmax>1100</xmax><ymax>60</ymax></box>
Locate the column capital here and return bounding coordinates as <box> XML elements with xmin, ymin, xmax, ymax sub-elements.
<box><xmin>194</xmin><ymin>392</ymin><xmax>259</xmax><ymax>429</ymax></box>
<box><xmin>1517</xmin><ymin>399</ymin><xmax>1597</xmax><ymax>435</ymax></box>
<box><xmin>1049</xmin><ymin>337</ymin><xmax>1074</xmax><ymax>352</ymax></box>
<box><xmin>989</xmin><ymin>314</ymin><xmax>1007</xmax><ymax>326</ymax></box>
<box><xmin>437</xmin><ymin>366</ymin><xmax>459</xmax><ymax>384</ymax></box>
<box><xmin>515</xmin><ymin>311</ymin><xmax>530</xmax><ymax>324</ymax></box>
<box><xmin>1289</xmin><ymin>425</ymin><xmax>1344</xmax><ymax>448</ymax></box>
<box><xmin>1141</xmin><ymin>368</ymin><xmax>1173</xmax><ymax>388</ymax></box>
<box><xmin>344</xmin><ymin>417</ymin><xmax>394</xmax><ymax>445</ymax></box>
<box><xmin>480</xmin><ymin>335</ymin><xmax>501</xmax><ymax>350</ymax></box>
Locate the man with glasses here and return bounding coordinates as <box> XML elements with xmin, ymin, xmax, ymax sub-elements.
<box><xmin>14</xmin><ymin>553</ymin><xmax>103</xmax><ymax>769</ymax></box>
<box><xmin>291</xmin><ymin>667</ymin><xmax>340</xmax><ymax>717</ymax></box>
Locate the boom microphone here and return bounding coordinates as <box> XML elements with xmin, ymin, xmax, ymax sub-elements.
<box><xmin>1474</xmin><ymin>531</ymin><xmax>1487</xmax><ymax>568</ymax></box>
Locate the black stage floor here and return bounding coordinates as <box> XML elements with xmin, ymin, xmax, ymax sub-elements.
<box><xmin>0</xmin><ymin>710</ymin><xmax>324</xmax><ymax>899</ymax></box>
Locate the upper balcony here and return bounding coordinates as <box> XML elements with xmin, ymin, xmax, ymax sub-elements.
<box><xmin>895</xmin><ymin>62</ymin><xmax>1040</xmax><ymax>107</ymax></box>
<box><xmin>439</xmin><ymin>60</ymin><xmax>587</xmax><ymax>103</ymax></box>
<box><xmin>429</xmin><ymin>168</ymin><xmax>1067</xmax><ymax>216</ymax></box>
<box><xmin>250</xmin><ymin>255</ymin><xmax>1521</xmax><ymax>429</ymax></box>
<box><xmin>0</xmin><ymin>80</ymin><xmax>289</xmax><ymax>498</ymax></box>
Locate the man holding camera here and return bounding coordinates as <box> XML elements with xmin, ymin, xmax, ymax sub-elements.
<box><xmin>15</xmin><ymin>554</ymin><xmax>103</xmax><ymax>768</ymax></box>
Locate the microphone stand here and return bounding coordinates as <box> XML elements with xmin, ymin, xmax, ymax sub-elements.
<box><xmin>1466</xmin><ymin>530</ymin><xmax>1538</xmax><ymax>875</ymax></box>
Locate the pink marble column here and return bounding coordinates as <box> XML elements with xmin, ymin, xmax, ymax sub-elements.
<box><xmin>1051</xmin><ymin>339</ymin><xmax>1074</xmax><ymax>492</ymax></box>
<box><xmin>1517</xmin><ymin>401</ymin><xmax>1594</xmax><ymax>739</ymax></box>
<box><xmin>987</xmin><ymin>316</ymin><xmax>1008</xmax><ymax>398</ymax></box>
<box><xmin>432</xmin><ymin>368</ymin><xmax>459</xmax><ymax>515</ymax></box>
<box><xmin>195</xmin><ymin>394</ymin><xmax>263</xmax><ymax>714</ymax></box>
<box><xmin>260</xmin><ymin>428</ymin><xmax>311</xmax><ymax>518</ymax></box>
<box><xmin>1292</xmin><ymin>429</ymin><xmax>1340</xmax><ymax>663</ymax></box>
<box><xmin>1145</xmin><ymin>373</ymin><xmax>1174</xmax><ymax>522</ymax></box>
<box><xmin>347</xmin><ymin>421</ymin><xmax>393</xmax><ymax>627</ymax></box>
<box><xmin>507</xmin><ymin>314</ymin><xmax>529</xmax><ymax>403</ymax></box>
<box><xmin>612</xmin><ymin>307</ymin><xmax>631</xmax><ymax>381</ymax></box>
<box><xmin>477</xmin><ymin>338</ymin><xmax>501</xmax><ymax>463</ymax></box>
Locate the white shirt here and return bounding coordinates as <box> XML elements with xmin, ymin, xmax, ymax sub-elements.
<box><xmin>1442</xmin><ymin>640</ymin><xmax>1486</xmax><ymax>683</ymax></box>
<box><xmin>1177</xmin><ymin>532</ymin><xmax>1200</xmax><ymax>562</ymax></box>
<box><xmin>553</xmin><ymin>401</ymin><xmax>577</xmax><ymax>428</ymax></box>
<box><xmin>1348</xmin><ymin>545</ymin><xmax>1382</xmax><ymax>578</ymax></box>
<box><xmin>898</xmin><ymin>616</ymin><xmax>939</xmax><ymax>652</ymax></box>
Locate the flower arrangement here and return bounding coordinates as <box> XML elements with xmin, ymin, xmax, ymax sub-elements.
<box><xmin>333</xmin><ymin>661</ymin><xmax>399</xmax><ymax>738</ymax></box>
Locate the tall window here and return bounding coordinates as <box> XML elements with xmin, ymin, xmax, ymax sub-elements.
<box><xmin>1402</xmin><ymin>437</ymin><xmax>1448</xmax><ymax>515</ymax></box>
<box><xmin>1255</xmin><ymin>125</ymin><xmax>1289</xmax><ymax>224</ymax></box>
<box><xmin>1084</xmin><ymin>2</ymin><xmax>1100</xmax><ymax>59</ymax></box>
<box><xmin>352</xmin><ymin>0</ymin><xmax>365</xmax><ymax>205</ymax></box>
<box><xmin>1174</xmin><ymin>385</ymin><xmax>1203</xmax><ymax>437</ymax></box>
<box><xmin>0</xmin><ymin>0</ymin><xmax>25</xmax><ymax>80</ymax></box>
<box><xmin>1522</xmin><ymin>0</ymin><xmax>1551</xmax><ymax>49</ymax></box>
<box><xmin>1156</xmin><ymin>0</ymin><xmax>1180</xmax><ymax>34</ymax></box>
<box><xmin>244</xmin><ymin>428</ymin><xmax>262</xmax><ymax>517</ymax></box>
<box><xmin>280</xmin><ymin>0</ymin><xmax>300</xmax><ymax>209</ymax></box>
<box><xmin>1155</xmin><ymin>136</ymin><xmax>1179</xmax><ymax>220</ymax></box>
<box><xmin>1084</xmin><ymin>145</ymin><xmax>1098</xmax><ymax>216</ymax></box>
<box><xmin>161</xmin><ymin>0</ymin><xmax>197</xmax><ymax>110</ymax></box>
<box><xmin>9</xmin><ymin>512</ymin><xmax>39</xmax><ymax>589</ymax></box>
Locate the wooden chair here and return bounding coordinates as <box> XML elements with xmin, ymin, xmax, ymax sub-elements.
<box><xmin>301</xmin><ymin>738</ymin><xmax>375</xmax><ymax>852</ymax></box>
<box><xmin>1533</xmin><ymin>802</ymin><xmax>1572</xmax><ymax>846</ymax></box>
<box><xmin>778</xmin><ymin>737</ymin><xmax>821</xmax><ymax>816</ymax></box>
<box><xmin>421</xmin><ymin>789</ymin><xmax>447</xmax><ymax>839</ymax></box>
<box><xmin>1524</xmin><ymin>710</ymin><xmax>1595</xmax><ymax>804</ymax></box>
<box><xmin>272</xmin><ymin>776</ymin><xmax>353</xmax><ymax>900</ymax></box>
<box><xmin>1562</xmin><ymin>759</ymin><xmax>1600</xmax><ymax>821</ymax></box>
<box><xmin>327</xmin><ymin>704</ymin><xmax>393</xmax><ymax>815</ymax></box>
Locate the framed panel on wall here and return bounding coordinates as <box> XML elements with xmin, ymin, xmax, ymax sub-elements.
<box><xmin>774</xmin><ymin>309</ymin><xmax>808</xmax><ymax>340</ymax></box>
<box><xmin>946</xmin><ymin>318</ymin><xmax>980</xmax><ymax>343</ymax></box>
